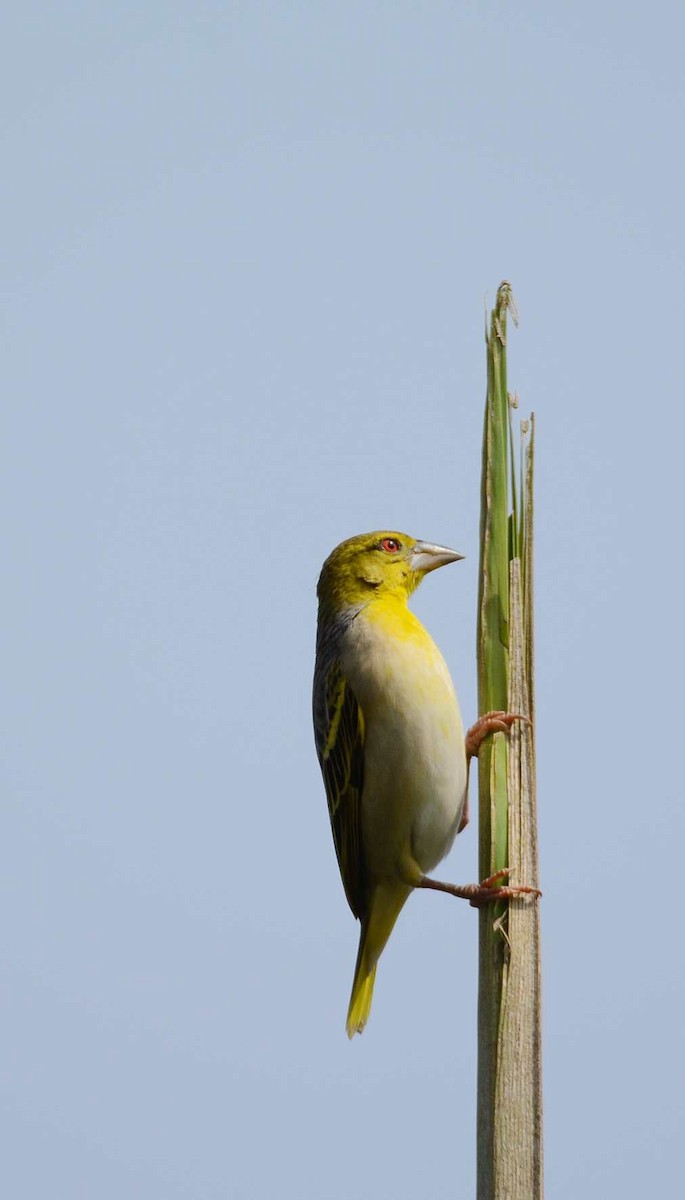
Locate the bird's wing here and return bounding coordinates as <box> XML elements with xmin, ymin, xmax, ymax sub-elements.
<box><xmin>313</xmin><ymin>647</ymin><xmax>366</xmax><ymax>920</ymax></box>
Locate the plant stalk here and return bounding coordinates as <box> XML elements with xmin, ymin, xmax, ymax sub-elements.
<box><xmin>476</xmin><ymin>283</ymin><xmax>543</xmax><ymax>1200</ymax></box>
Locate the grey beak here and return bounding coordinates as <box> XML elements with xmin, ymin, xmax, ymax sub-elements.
<box><xmin>409</xmin><ymin>540</ymin><xmax>465</xmax><ymax>573</ymax></box>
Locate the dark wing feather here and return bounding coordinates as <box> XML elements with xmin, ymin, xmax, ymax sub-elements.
<box><xmin>313</xmin><ymin>619</ymin><xmax>366</xmax><ymax>919</ymax></box>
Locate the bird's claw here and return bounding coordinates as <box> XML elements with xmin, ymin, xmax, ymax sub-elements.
<box><xmin>467</xmin><ymin>867</ymin><xmax>542</xmax><ymax>908</ymax></box>
<box><xmin>416</xmin><ymin>868</ymin><xmax>541</xmax><ymax>906</ymax></box>
<box><xmin>465</xmin><ymin>710</ymin><xmax>530</xmax><ymax>760</ymax></box>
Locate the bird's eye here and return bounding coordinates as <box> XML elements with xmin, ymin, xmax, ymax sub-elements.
<box><xmin>380</xmin><ymin>537</ymin><xmax>401</xmax><ymax>553</ymax></box>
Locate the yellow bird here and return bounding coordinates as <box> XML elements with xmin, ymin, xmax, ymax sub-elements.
<box><xmin>313</xmin><ymin>531</ymin><xmax>526</xmax><ymax>1037</ymax></box>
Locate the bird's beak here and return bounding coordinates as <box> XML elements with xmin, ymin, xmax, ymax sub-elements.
<box><xmin>409</xmin><ymin>541</ymin><xmax>465</xmax><ymax>573</ymax></box>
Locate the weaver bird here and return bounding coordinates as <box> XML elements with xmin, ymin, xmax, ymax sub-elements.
<box><xmin>313</xmin><ymin>531</ymin><xmax>535</xmax><ymax>1037</ymax></box>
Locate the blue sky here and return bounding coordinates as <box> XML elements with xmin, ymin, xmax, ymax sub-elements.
<box><xmin>2</xmin><ymin>4</ymin><xmax>683</xmax><ymax>1197</ymax></box>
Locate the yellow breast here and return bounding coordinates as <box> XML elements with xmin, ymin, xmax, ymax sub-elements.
<box><xmin>341</xmin><ymin>597</ymin><xmax>467</xmax><ymax>877</ymax></box>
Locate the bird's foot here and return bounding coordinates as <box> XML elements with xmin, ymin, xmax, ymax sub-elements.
<box><xmin>465</xmin><ymin>710</ymin><xmax>530</xmax><ymax>761</ymax></box>
<box><xmin>417</xmin><ymin>868</ymin><xmax>541</xmax><ymax>908</ymax></box>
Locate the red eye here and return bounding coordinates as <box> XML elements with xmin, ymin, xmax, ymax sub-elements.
<box><xmin>380</xmin><ymin>537</ymin><xmax>401</xmax><ymax>553</ymax></box>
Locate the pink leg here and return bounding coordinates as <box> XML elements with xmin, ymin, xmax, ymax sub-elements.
<box><xmin>458</xmin><ymin>712</ymin><xmax>528</xmax><ymax>834</ymax></box>
<box><xmin>465</xmin><ymin>710</ymin><xmax>530</xmax><ymax>762</ymax></box>
<box><xmin>416</xmin><ymin>868</ymin><xmax>541</xmax><ymax>908</ymax></box>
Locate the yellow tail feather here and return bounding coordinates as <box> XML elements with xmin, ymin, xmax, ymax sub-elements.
<box><xmin>345</xmin><ymin>883</ymin><xmax>411</xmax><ymax>1038</ymax></box>
<box><xmin>346</xmin><ymin>961</ymin><xmax>377</xmax><ymax>1038</ymax></box>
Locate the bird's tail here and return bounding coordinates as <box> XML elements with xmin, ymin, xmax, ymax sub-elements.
<box><xmin>346</xmin><ymin>883</ymin><xmax>411</xmax><ymax>1038</ymax></box>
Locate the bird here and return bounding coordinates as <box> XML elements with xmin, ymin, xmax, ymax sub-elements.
<box><xmin>313</xmin><ymin>530</ymin><xmax>530</xmax><ymax>1038</ymax></box>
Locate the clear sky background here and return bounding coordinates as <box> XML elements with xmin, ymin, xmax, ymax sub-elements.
<box><xmin>2</xmin><ymin>3</ymin><xmax>683</xmax><ymax>1198</ymax></box>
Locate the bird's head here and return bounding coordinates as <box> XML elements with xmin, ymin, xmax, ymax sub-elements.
<box><xmin>317</xmin><ymin>531</ymin><xmax>464</xmax><ymax>611</ymax></box>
